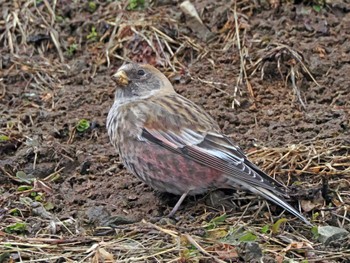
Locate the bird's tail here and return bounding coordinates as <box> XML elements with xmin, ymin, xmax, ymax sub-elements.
<box><xmin>230</xmin><ymin>180</ymin><xmax>312</xmax><ymax>226</ymax></box>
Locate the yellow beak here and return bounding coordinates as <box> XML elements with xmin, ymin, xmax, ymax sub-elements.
<box><xmin>113</xmin><ymin>70</ymin><xmax>129</xmax><ymax>86</ymax></box>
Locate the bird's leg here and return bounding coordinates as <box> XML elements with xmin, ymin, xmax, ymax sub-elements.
<box><xmin>168</xmin><ymin>191</ymin><xmax>189</xmax><ymax>217</ymax></box>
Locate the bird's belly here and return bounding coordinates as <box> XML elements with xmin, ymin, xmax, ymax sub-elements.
<box><xmin>119</xmin><ymin>139</ymin><xmax>224</xmax><ymax>196</ymax></box>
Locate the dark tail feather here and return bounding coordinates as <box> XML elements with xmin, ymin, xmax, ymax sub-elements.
<box><xmin>253</xmin><ymin>186</ymin><xmax>312</xmax><ymax>226</ymax></box>
<box><xmin>230</xmin><ymin>180</ymin><xmax>312</xmax><ymax>226</ymax></box>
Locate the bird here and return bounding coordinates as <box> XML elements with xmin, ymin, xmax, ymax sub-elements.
<box><xmin>106</xmin><ymin>63</ymin><xmax>311</xmax><ymax>226</ymax></box>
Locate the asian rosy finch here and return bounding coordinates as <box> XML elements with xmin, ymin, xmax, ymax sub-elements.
<box><xmin>107</xmin><ymin>63</ymin><xmax>311</xmax><ymax>225</ymax></box>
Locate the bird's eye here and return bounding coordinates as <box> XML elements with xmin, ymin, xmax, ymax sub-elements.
<box><xmin>137</xmin><ymin>69</ymin><xmax>145</xmax><ymax>76</ymax></box>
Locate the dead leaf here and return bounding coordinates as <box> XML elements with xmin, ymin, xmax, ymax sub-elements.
<box><xmin>283</xmin><ymin>241</ymin><xmax>314</xmax><ymax>252</ymax></box>
<box><xmin>308</xmin><ymin>166</ymin><xmax>321</xmax><ymax>173</ymax></box>
<box><xmin>98</xmin><ymin>248</ymin><xmax>115</xmax><ymax>262</ymax></box>
<box><xmin>301</xmin><ymin>191</ymin><xmax>324</xmax><ymax>212</ymax></box>
<box><xmin>301</xmin><ymin>200</ymin><xmax>317</xmax><ymax>212</ymax></box>
<box><xmin>269</xmin><ymin>0</ymin><xmax>280</xmax><ymax>8</ymax></box>
<box><xmin>91</xmin><ymin>247</ymin><xmax>114</xmax><ymax>263</ymax></box>
<box><xmin>332</xmin><ymin>197</ymin><xmax>343</xmax><ymax>207</ymax></box>
<box><xmin>315</xmin><ymin>46</ymin><xmax>326</xmax><ymax>58</ymax></box>
<box><xmin>275</xmin><ymin>254</ymin><xmax>284</xmax><ymax>263</ymax></box>
<box><xmin>40</xmin><ymin>92</ymin><xmax>53</xmax><ymax>102</ymax></box>
<box><xmin>213</xmin><ymin>244</ymin><xmax>239</xmax><ymax>259</ymax></box>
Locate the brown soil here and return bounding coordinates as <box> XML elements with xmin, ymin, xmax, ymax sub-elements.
<box><xmin>1</xmin><ymin>0</ymin><xmax>350</xmax><ymax>262</ymax></box>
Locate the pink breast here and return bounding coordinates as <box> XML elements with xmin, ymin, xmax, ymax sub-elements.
<box><xmin>119</xmin><ymin>139</ymin><xmax>225</xmax><ymax>195</ymax></box>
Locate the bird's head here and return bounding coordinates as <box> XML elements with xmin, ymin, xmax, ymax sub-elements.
<box><xmin>112</xmin><ymin>63</ymin><xmax>174</xmax><ymax>101</ymax></box>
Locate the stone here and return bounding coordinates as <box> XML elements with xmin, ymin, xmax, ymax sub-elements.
<box><xmin>318</xmin><ymin>226</ymin><xmax>349</xmax><ymax>246</ymax></box>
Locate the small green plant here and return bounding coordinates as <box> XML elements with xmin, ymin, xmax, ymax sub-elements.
<box><xmin>87</xmin><ymin>27</ymin><xmax>98</xmax><ymax>41</ymax></box>
<box><xmin>0</xmin><ymin>135</ymin><xmax>9</xmax><ymax>142</ymax></box>
<box><xmin>272</xmin><ymin>218</ymin><xmax>288</xmax><ymax>234</ymax></box>
<box><xmin>44</xmin><ymin>202</ymin><xmax>55</xmax><ymax>211</ymax></box>
<box><xmin>312</xmin><ymin>0</ymin><xmax>326</xmax><ymax>12</ymax></box>
<box><xmin>182</xmin><ymin>246</ymin><xmax>200</xmax><ymax>259</ymax></box>
<box><xmin>76</xmin><ymin>119</ymin><xmax>90</xmax><ymax>132</ymax></box>
<box><xmin>312</xmin><ymin>211</ymin><xmax>320</xmax><ymax>221</ymax></box>
<box><xmin>238</xmin><ymin>231</ymin><xmax>257</xmax><ymax>242</ymax></box>
<box><xmin>34</xmin><ymin>193</ymin><xmax>43</xmax><ymax>202</ymax></box>
<box><xmin>56</xmin><ymin>15</ymin><xmax>64</xmax><ymax>23</ymax></box>
<box><xmin>5</xmin><ymin>222</ymin><xmax>27</xmax><ymax>234</ymax></box>
<box><xmin>17</xmin><ymin>185</ymin><xmax>33</xmax><ymax>191</ymax></box>
<box><xmin>221</xmin><ymin>227</ymin><xmax>258</xmax><ymax>245</ymax></box>
<box><xmin>16</xmin><ymin>171</ymin><xmax>33</xmax><ymax>184</ymax></box>
<box><xmin>9</xmin><ymin>208</ymin><xmax>21</xmax><ymax>216</ymax></box>
<box><xmin>88</xmin><ymin>1</ymin><xmax>97</xmax><ymax>13</ymax></box>
<box><xmin>205</xmin><ymin>213</ymin><xmax>227</xmax><ymax>230</ymax></box>
<box><xmin>313</xmin><ymin>4</ymin><xmax>322</xmax><ymax>12</ymax></box>
<box><xmin>261</xmin><ymin>224</ymin><xmax>270</xmax><ymax>234</ymax></box>
<box><xmin>67</xmin><ymin>43</ymin><xmax>78</xmax><ymax>56</ymax></box>
<box><xmin>311</xmin><ymin>226</ymin><xmax>319</xmax><ymax>239</ymax></box>
<box><xmin>127</xmin><ymin>0</ymin><xmax>145</xmax><ymax>10</ymax></box>
<box><xmin>292</xmin><ymin>180</ymin><xmax>303</xmax><ymax>186</ymax></box>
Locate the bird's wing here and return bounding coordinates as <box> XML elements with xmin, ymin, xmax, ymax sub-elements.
<box><xmin>141</xmin><ymin>127</ymin><xmax>286</xmax><ymax>195</ymax></box>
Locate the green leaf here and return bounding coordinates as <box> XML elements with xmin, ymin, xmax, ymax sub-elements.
<box><xmin>76</xmin><ymin>119</ymin><xmax>90</xmax><ymax>132</ymax></box>
<box><xmin>88</xmin><ymin>1</ymin><xmax>97</xmax><ymax>13</ymax></box>
<box><xmin>221</xmin><ymin>227</ymin><xmax>258</xmax><ymax>245</ymax></box>
<box><xmin>5</xmin><ymin>222</ymin><xmax>27</xmax><ymax>234</ymax></box>
<box><xmin>44</xmin><ymin>202</ymin><xmax>55</xmax><ymax>210</ymax></box>
<box><xmin>312</xmin><ymin>212</ymin><xmax>319</xmax><ymax>221</ymax></box>
<box><xmin>9</xmin><ymin>208</ymin><xmax>20</xmax><ymax>216</ymax></box>
<box><xmin>313</xmin><ymin>5</ymin><xmax>322</xmax><ymax>12</ymax></box>
<box><xmin>210</xmin><ymin>213</ymin><xmax>227</xmax><ymax>224</ymax></box>
<box><xmin>238</xmin><ymin>232</ymin><xmax>257</xmax><ymax>242</ymax></box>
<box><xmin>34</xmin><ymin>195</ymin><xmax>43</xmax><ymax>201</ymax></box>
<box><xmin>272</xmin><ymin>218</ymin><xmax>288</xmax><ymax>234</ymax></box>
<box><xmin>16</xmin><ymin>171</ymin><xmax>33</xmax><ymax>184</ymax></box>
<box><xmin>206</xmin><ymin>213</ymin><xmax>227</xmax><ymax>229</ymax></box>
<box><xmin>50</xmin><ymin>173</ymin><xmax>61</xmax><ymax>182</ymax></box>
<box><xmin>182</xmin><ymin>247</ymin><xmax>199</xmax><ymax>258</ymax></box>
<box><xmin>311</xmin><ymin>226</ymin><xmax>319</xmax><ymax>239</ymax></box>
<box><xmin>17</xmin><ymin>185</ymin><xmax>33</xmax><ymax>191</ymax></box>
<box><xmin>261</xmin><ymin>224</ymin><xmax>270</xmax><ymax>234</ymax></box>
<box><xmin>67</xmin><ymin>43</ymin><xmax>78</xmax><ymax>56</ymax></box>
<box><xmin>87</xmin><ymin>27</ymin><xmax>98</xmax><ymax>41</ymax></box>
<box><xmin>0</xmin><ymin>135</ymin><xmax>9</xmax><ymax>142</ymax></box>
<box><xmin>127</xmin><ymin>0</ymin><xmax>145</xmax><ymax>10</ymax></box>
<box><xmin>292</xmin><ymin>181</ymin><xmax>303</xmax><ymax>186</ymax></box>
<box><xmin>56</xmin><ymin>15</ymin><xmax>64</xmax><ymax>23</ymax></box>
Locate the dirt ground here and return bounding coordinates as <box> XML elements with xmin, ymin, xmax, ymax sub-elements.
<box><xmin>1</xmin><ymin>0</ymin><xmax>350</xmax><ymax>262</ymax></box>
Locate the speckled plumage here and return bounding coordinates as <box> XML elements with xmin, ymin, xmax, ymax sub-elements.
<box><xmin>106</xmin><ymin>63</ymin><xmax>311</xmax><ymax>225</ymax></box>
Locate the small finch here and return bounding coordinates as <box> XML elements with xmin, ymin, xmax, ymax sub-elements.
<box><xmin>107</xmin><ymin>63</ymin><xmax>311</xmax><ymax>225</ymax></box>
